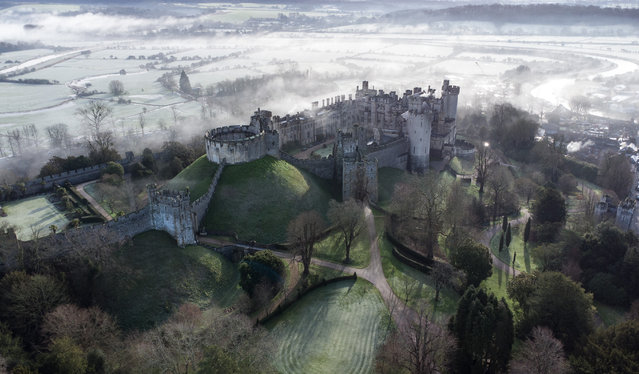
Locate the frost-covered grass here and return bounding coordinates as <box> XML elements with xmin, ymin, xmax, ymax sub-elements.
<box><xmin>267</xmin><ymin>278</ymin><xmax>389</xmax><ymax>374</ymax></box>
<box><xmin>0</xmin><ymin>195</ymin><xmax>69</xmax><ymax>240</ymax></box>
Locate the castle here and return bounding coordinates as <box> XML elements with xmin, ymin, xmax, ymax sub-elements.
<box><xmin>204</xmin><ymin>80</ymin><xmax>460</xmax><ymax>204</ymax></box>
<box><xmin>1</xmin><ymin>80</ymin><xmax>459</xmax><ymax>254</ymax></box>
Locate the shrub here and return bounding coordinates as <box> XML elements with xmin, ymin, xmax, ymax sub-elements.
<box><xmin>238</xmin><ymin>250</ymin><xmax>285</xmax><ymax>297</ymax></box>
<box><xmin>103</xmin><ymin>161</ymin><xmax>123</xmax><ymax>177</ymax></box>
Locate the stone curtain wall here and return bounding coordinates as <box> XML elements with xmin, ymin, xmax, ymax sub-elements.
<box><xmin>192</xmin><ymin>163</ymin><xmax>225</xmax><ymax>229</ymax></box>
<box><xmin>367</xmin><ymin>138</ymin><xmax>409</xmax><ymax>169</ymax></box>
<box><xmin>0</xmin><ymin>151</ymin><xmax>167</xmax><ymax>202</ymax></box>
<box><xmin>148</xmin><ymin>187</ymin><xmax>196</xmax><ymax>247</ymax></box>
<box><xmin>279</xmin><ymin>152</ymin><xmax>335</xmax><ymax>180</ymax></box>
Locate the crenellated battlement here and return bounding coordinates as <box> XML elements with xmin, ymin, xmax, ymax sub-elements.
<box><xmin>147</xmin><ymin>184</ymin><xmax>190</xmax><ymax>206</ymax></box>
<box><xmin>205</xmin><ymin>109</ymin><xmax>279</xmax><ymax>165</ymax></box>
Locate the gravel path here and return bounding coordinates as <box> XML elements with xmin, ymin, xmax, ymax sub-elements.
<box><xmin>197</xmin><ymin>206</ymin><xmax>416</xmax><ymax>329</ymax></box>
<box><xmin>477</xmin><ymin>208</ymin><xmax>531</xmax><ymax>277</ymax></box>
<box><xmin>76</xmin><ymin>180</ymin><xmax>113</xmax><ymax>221</ymax></box>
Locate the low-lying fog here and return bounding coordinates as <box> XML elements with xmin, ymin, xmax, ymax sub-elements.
<box><xmin>1</xmin><ymin>1</ymin><xmax>639</xmax><ymax>181</ymax></box>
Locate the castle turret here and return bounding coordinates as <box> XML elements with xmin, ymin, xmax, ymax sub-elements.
<box><xmin>441</xmin><ymin>80</ymin><xmax>460</xmax><ymax>121</ymax></box>
<box><xmin>406</xmin><ymin>95</ymin><xmax>432</xmax><ymax>172</ymax></box>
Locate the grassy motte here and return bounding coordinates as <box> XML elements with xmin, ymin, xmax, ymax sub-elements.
<box><xmin>94</xmin><ymin>230</ymin><xmax>241</xmax><ymax>330</ymax></box>
<box><xmin>267</xmin><ymin>278</ymin><xmax>388</xmax><ymax>374</ymax></box>
<box><xmin>204</xmin><ymin>156</ymin><xmax>335</xmax><ymax>243</ymax></box>
<box><xmin>163</xmin><ymin>155</ymin><xmax>218</xmax><ymax>202</ymax></box>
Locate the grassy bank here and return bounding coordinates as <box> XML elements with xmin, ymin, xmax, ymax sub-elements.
<box><xmin>94</xmin><ymin>230</ymin><xmax>241</xmax><ymax>330</ymax></box>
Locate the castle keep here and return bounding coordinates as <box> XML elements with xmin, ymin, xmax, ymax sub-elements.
<box><xmin>205</xmin><ymin>109</ymin><xmax>279</xmax><ymax>165</ymax></box>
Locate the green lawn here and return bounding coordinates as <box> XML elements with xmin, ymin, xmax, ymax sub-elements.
<box><xmin>94</xmin><ymin>230</ymin><xmax>241</xmax><ymax>330</ymax></box>
<box><xmin>84</xmin><ymin>181</ymin><xmax>131</xmax><ymax>217</ymax></box>
<box><xmin>163</xmin><ymin>155</ymin><xmax>218</xmax><ymax>202</ymax></box>
<box><xmin>489</xmin><ymin>226</ymin><xmax>538</xmax><ymax>273</ymax></box>
<box><xmin>377</xmin><ymin>167</ymin><xmax>410</xmax><ymax>208</ymax></box>
<box><xmin>449</xmin><ymin>156</ymin><xmax>475</xmax><ymax>175</ymax></box>
<box><xmin>375</xmin><ymin>216</ymin><xmax>459</xmax><ymax>323</ymax></box>
<box><xmin>313</xmin><ymin>229</ymin><xmax>371</xmax><ymax>268</ymax></box>
<box><xmin>480</xmin><ymin>265</ymin><xmax>515</xmax><ymax>308</ymax></box>
<box><xmin>0</xmin><ymin>195</ymin><xmax>69</xmax><ymax>240</ymax></box>
<box><xmin>311</xmin><ymin>145</ymin><xmax>334</xmax><ymax>158</ymax></box>
<box><xmin>267</xmin><ymin>278</ymin><xmax>388</xmax><ymax>374</ymax></box>
<box><xmin>204</xmin><ymin>156</ymin><xmax>335</xmax><ymax>244</ymax></box>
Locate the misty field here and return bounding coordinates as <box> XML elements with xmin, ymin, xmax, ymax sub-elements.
<box><xmin>0</xmin><ymin>195</ymin><xmax>69</xmax><ymax>240</ymax></box>
<box><xmin>267</xmin><ymin>278</ymin><xmax>389</xmax><ymax>374</ymax></box>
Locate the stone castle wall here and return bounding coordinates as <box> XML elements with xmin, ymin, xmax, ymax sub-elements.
<box><xmin>192</xmin><ymin>163</ymin><xmax>225</xmax><ymax>229</ymax></box>
<box><xmin>342</xmin><ymin>158</ymin><xmax>378</xmax><ymax>202</ymax></box>
<box><xmin>205</xmin><ymin>125</ymin><xmax>279</xmax><ymax>165</ymax></box>
<box><xmin>148</xmin><ymin>187</ymin><xmax>196</xmax><ymax>246</ymax></box>
<box><xmin>279</xmin><ymin>152</ymin><xmax>335</xmax><ymax>180</ymax></box>
<box><xmin>367</xmin><ymin>138</ymin><xmax>409</xmax><ymax>170</ymax></box>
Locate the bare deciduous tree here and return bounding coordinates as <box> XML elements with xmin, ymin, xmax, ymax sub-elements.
<box><xmin>432</xmin><ymin>261</ymin><xmax>461</xmax><ymax>302</ymax></box>
<box><xmin>46</xmin><ymin>123</ymin><xmax>70</xmax><ymax>149</ymax></box>
<box><xmin>376</xmin><ymin>301</ymin><xmax>455</xmax><ymax>374</ymax></box>
<box><xmin>109</xmin><ymin>80</ymin><xmax>124</xmax><ymax>96</ymax></box>
<box><xmin>487</xmin><ymin>166</ymin><xmax>514</xmax><ymax>222</ymax></box>
<box><xmin>510</xmin><ymin>326</ymin><xmax>569</xmax><ymax>374</ymax></box>
<box><xmin>42</xmin><ymin>304</ymin><xmax>120</xmax><ymax>354</ymax></box>
<box><xmin>327</xmin><ymin>199</ymin><xmax>364</xmax><ymax>263</ymax></box>
<box><xmin>76</xmin><ymin>100</ymin><xmax>113</xmax><ymax>138</ymax></box>
<box><xmin>287</xmin><ymin>210</ymin><xmax>325</xmax><ymax>276</ymax></box>
<box><xmin>475</xmin><ymin>142</ymin><xmax>494</xmax><ymax>195</ymax></box>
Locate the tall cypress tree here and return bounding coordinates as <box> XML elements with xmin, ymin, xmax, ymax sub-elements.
<box><xmin>506</xmin><ymin>223</ymin><xmax>512</xmax><ymax>247</ymax></box>
<box><xmin>502</xmin><ymin>215</ymin><xmax>508</xmax><ymax>232</ymax></box>
<box><xmin>499</xmin><ymin>233</ymin><xmax>504</xmax><ymax>252</ymax></box>
<box><xmin>524</xmin><ymin>217</ymin><xmax>531</xmax><ymax>244</ymax></box>
<box><xmin>450</xmin><ymin>286</ymin><xmax>514</xmax><ymax>374</ymax></box>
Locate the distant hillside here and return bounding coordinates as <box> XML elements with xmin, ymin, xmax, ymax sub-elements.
<box><xmin>204</xmin><ymin>156</ymin><xmax>336</xmax><ymax>244</ymax></box>
<box><xmin>381</xmin><ymin>4</ymin><xmax>639</xmax><ymax>26</ymax></box>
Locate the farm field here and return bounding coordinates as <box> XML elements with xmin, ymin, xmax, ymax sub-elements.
<box><xmin>0</xmin><ymin>195</ymin><xmax>69</xmax><ymax>240</ymax></box>
<box><xmin>267</xmin><ymin>278</ymin><xmax>388</xmax><ymax>374</ymax></box>
<box><xmin>94</xmin><ymin>230</ymin><xmax>241</xmax><ymax>330</ymax></box>
<box><xmin>204</xmin><ymin>156</ymin><xmax>336</xmax><ymax>243</ymax></box>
